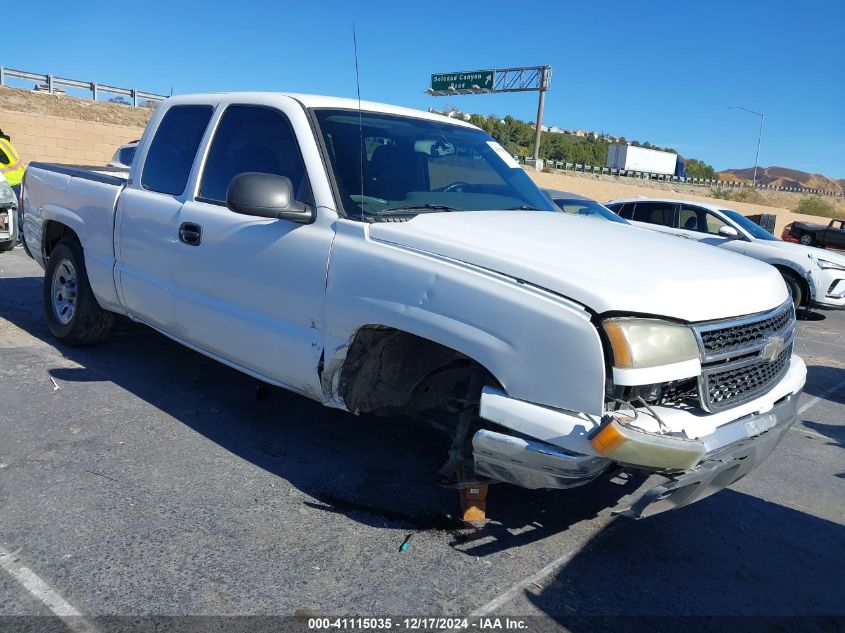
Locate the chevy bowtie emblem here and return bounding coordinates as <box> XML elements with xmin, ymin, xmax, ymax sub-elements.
<box><xmin>761</xmin><ymin>336</ymin><xmax>785</xmax><ymax>363</ymax></box>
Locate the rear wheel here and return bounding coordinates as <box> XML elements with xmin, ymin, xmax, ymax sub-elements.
<box><xmin>799</xmin><ymin>233</ymin><xmax>815</xmax><ymax>246</ymax></box>
<box><xmin>43</xmin><ymin>238</ymin><xmax>114</xmax><ymax>345</ymax></box>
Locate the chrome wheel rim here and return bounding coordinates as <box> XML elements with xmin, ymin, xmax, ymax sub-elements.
<box><xmin>799</xmin><ymin>235</ymin><xmax>812</xmax><ymax>245</ymax></box>
<box><xmin>51</xmin><ymin>257</ymin><xmax>78</xmax><ymax>325</ymax></box>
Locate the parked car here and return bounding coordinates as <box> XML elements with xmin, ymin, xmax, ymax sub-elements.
<box><xmin>782</xmin><ymin>218</ymin><xmax>845</xmax><ymax>249</ymax></box>
<box><xmin>108</xmin><ymin>140</ymin><xmax>139</xmax><ymax>169</ymax></box>
<box><xmin>20</xmin><ymin>92</ymin><xmax>806</xmax><ymax>519</ymax></box>
<box><xmin>543</xmin><ymin>189</ymin><xmax>628</xmax><ymax>223</ymax></box>
<box><xmin>0</xmin><ymin>172</ymin><xmax>18</xmax><ymax>252</ymax></box>
<box><xmin>606</xmin><ymin>198</ymin><xmax>845</xmax><ymax>310</ymax></box>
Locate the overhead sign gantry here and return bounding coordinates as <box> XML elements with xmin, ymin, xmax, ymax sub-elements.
<box><xmin>428</xmin><ymin>65</ymin><xmax>551</xmax><ymax>163</ymax></box>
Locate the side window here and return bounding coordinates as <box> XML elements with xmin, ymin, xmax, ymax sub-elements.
<box><xmin>142</xmin><ymin>105</ymin><xmax>213</xmax><ymax>195</ymax></box>
<box><xmin>703</xmin><ymin>212</ymin><xmax>730</xmax><ymax>234</ymax></box>
<box><xmin>610</xmin><ymin>202</ymin><xmax>635</xmax><ymax>219</ymax></box>
<box><xmin>678</xmin><ymin>206</ymin><xmax>701</xmax><ymax>231</ymax></box>
<box><xmin>199</xmin><ymin>105</ymin><xmax>312</xmax><ymax>205</ymax></box>
<box><xmin>679</xmin><ymin>205</ymin><xmax>728</xmax><ymax>235</ymax></box>
<box><xmin>632</xmin><ymin>202</ymin><xmax>675</xmax><ymax>226</ymax></box>
<box><xmin>0</xmin><ymin>147</ymin><xmax>9</xmax><ymax>165</ymax></box>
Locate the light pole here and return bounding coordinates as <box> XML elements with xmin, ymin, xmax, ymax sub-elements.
<box><xmin>728</xmin><ymin>106</ymin><xmax>764</xmax><ymax>186</ymax></box>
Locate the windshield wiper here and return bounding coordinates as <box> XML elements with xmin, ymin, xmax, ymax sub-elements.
<box><xmin>505</xmin><ymin>205</ymin><xmax>545</xmax><ymax>211</ymax></box>
<box><xmin>379</xmin><ymin>204</ymin><xmax>462</xmax><ymax>214</ymax></box>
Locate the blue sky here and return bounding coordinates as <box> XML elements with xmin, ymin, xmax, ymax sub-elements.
<box><xmin>7</xmin><ymin>0</ymin><xmax>845</xmax><ymax>178</ymax></box>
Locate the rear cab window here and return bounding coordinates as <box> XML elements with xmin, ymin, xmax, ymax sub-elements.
<box><xmin>142</xmin><ymin>105</ymin><xmax>213</xmax><ymax>195</ymax></box>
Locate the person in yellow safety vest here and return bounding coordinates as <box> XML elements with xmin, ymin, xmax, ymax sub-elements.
<box><xmin>0</xmin><ymin>129</ymin><xmax>25</xmax><ymax>201</ymax></box>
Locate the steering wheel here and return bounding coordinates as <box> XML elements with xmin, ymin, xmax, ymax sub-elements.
<box><xmin>437</xmin><ymin>181</ymin><xmax>470</xmax><ymax>193</ymax></box>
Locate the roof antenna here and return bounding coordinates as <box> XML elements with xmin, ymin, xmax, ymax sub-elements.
<box><xmin>352</xmin><ymin>21</ymin><xmax>365</xmax><ymax>207</ymax></box>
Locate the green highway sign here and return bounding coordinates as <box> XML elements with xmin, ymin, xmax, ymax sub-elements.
<box><xmin>430</xmin><ymin>70</ymin><xmax>495</xmax><ymax>92</ymax></box>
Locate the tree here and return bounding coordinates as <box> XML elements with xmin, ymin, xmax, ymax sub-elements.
<box><xmin>465</xmin><ymin>111</ymin><xmax>715</xmax><ymax>173</ymax></box>
<box><xmin>685</xmin><ymin>158</ymin><xmax>716</xmax><ymax>180</ymax></box>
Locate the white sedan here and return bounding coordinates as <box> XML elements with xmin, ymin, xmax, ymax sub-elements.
<box><xmin>606</xmin><ymin>197</ymin><xmax>845</xmax><ymax>309</ymax></box>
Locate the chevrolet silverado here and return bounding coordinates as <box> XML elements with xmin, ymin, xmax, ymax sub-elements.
<box><xmin>21</xmin><ymin>93</ymin><xmax>806</xmax><ymax>518</ymax></box>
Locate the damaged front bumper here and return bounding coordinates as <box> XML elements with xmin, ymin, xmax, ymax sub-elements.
<box><xmin>473</xmin><ymin>356</ymin><xmax>805</xmax><ymax>517</ymax></box>
<box><xmin>614</xmin><ymin>389</ymin><xmax>799</xmax><ymax>518</ymax></box>
<box><xmin>472</xmin><ymin>429</ymin><xmax>612</xmax><ymax>490</ymax></box>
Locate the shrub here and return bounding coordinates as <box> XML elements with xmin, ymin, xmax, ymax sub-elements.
<box><xmin>795</xmin><ymin>196</ymin><xmax>837</xmax><ymax>218</ymax></box>
<box><xmin>710</xmin><ymin>188</ymin><xmax>732</xmax><ymax>200</ymax></box>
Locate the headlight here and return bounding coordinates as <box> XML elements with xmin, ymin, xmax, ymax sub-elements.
<box><xmin>816</xmin><ymin>258</ymin><xmax>845</xmax><ymax>271</ymax></box>
<box><xmin>0</xmin><ymin>180</ymin><xmax>15</xmax><ymax>206</ymax></box>
<box><xmin>602</xmin><ymin>318</ymin><xmax>699</xmax><ymax>369</ymax></box>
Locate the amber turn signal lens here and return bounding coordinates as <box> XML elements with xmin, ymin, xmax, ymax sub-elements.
<box><xmin>590</xmin><ymin>419</ymin><xmax>627</xmax><ymax>455</ymax></box>
<box><xmin>602</xmin><ymin>320</ymin><xmax>634</xmax><ymax>368</ymax></box>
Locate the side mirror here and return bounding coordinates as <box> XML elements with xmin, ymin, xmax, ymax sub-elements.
<box><xmin>226</xmin><ymin>172</ymin><xmax>314</xmax><ymax>223</ymax></box>
<box><xmin>718</xmin><ymin>225</ymin><xmax>739</xmax><ymax>239</ymax></box>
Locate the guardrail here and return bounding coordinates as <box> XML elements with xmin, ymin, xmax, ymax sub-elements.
<box><xmin>518</xmin><ymin>156</ymin><xmax>845</xmax><ymax>198</ymax></box>
<box><xmin>0</xmin><ymin>66</ymin><xmax>167</xmax><ymax>107</ymax></box>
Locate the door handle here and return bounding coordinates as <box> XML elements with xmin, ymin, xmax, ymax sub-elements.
<box><xmin>179</xmin><ymin>222</ymin><xmax>202</xmax><ymax>246</ymax></box>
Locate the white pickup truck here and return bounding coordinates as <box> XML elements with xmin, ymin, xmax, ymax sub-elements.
<box><xmin>21</xmin><ymin>93</ymin><xmax>806</xmax><ymax>518</ymax></box>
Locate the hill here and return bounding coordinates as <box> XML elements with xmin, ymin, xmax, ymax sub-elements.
<box><xmin>719</xmin><ymin>166</ymin><xmax>844</xmax><ymax>194</ymax></box>
<box><xmin>0</xmin><ymin>85</ymin><xmax>154</xmax><ymax>127</ymax></box>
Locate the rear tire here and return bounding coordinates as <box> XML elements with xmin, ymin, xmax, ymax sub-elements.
<box><xmin>781</xmin><ymin>272</ymin><xmax>803</xmax><ymax>309</ymax></box>
<box><xmin>799</xmin><ymin>233</ymin><xmax>815</xmax><ymax>246</ymax></box>
<box><xmin>43</xmin><ymin>237</ymin><xmax>114</xmax><ymax>345</ymax></box>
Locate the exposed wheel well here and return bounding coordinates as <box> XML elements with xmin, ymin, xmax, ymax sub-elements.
<box><xmin>774</xmin><ymin>265</ymin><xmax>810</xmax><ymax>306</ymax></box>
<box><xmin>338</xmin><ymin>325</ymin><xmax>499</xmax><ymax>417</ymax></box>
<box><xmin>43</xmin><ymin>221</ymin><xmax>79</xmax><ymax>260</ymax></box>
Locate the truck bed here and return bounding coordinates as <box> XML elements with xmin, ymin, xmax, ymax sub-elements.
<box><xmin>22</xmin><ymin>161</ymin><xmax>129</xmax><ymax>312</ymax></box>
<box><xmin>27</xmin><ymin>162</ymin><xmax>130</xmax><ymax>187</ymax></box>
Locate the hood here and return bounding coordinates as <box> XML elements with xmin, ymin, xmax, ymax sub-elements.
<box><xmin>369</xmin><ymin>211</ymin><xmax>788</xmax><ymax>322</ymax></box>
<box><xmin>760</xmin><ymin>239</ymin><xmax>845</xmax><ymax>266</ymax></box>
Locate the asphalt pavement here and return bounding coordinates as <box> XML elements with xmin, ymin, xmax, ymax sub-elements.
<box><xmin>1</xmin><ymin>247</ymin><xmax>843</xmax><ymax>631</ymax></box>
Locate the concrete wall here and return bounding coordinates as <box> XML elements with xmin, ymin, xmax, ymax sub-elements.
<box><xmin>0</xmin><ymin>109</ymin><xmax>145</xmax><ymax>166</ymax></box>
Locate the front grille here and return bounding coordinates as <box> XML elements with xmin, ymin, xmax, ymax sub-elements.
<box><xmin>694</xmin><ymin>300</ymin><xmax>795</xmax><ymax>412</ymax></box>
<box><xmin>702</xmin><ymin>344</ymin><xmax>792</xmax><ymax>411</ymax></box>
<box><xmin>697</xmin><ymin>302</ymin><xmax>793</xmax><ymax>358</ymax></box>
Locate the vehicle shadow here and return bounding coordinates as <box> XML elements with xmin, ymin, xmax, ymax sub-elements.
<box><xmin>797</xmin><ymin>308</ymin><xmax>826</xmax><ymax>322</ymax></box>
<box><xmin>0</xmin><ymin>274</ymin><xmax>636</xmax><ymax>555</ymax></box>
<box><xmin>523</xmin><ymin>490</ymin><xmax>845</xmax><ymax>624</ymax></box>
<box><xmin>803</xmin><ymin>364</ymin><xmax>845</xmax><ymax>406</ymax></box>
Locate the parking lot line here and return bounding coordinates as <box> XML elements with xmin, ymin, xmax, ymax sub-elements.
<box><xmin>470</xmin><ymin>521</ymin><xmax>621</xmax><ymax>617</ymax></box>
<box><xmin>797</xmin><ymin>336</ymin><xmax>845</xmax><ymax>350</ymax></box>
<box><xmin>797</xmin><ymin>375</ymin><xmax>845</xmax><ymax>417</ymax></box>
<box><xmin>0</xmin><ymin>545</ymin><xmax>100</xmax><ymax>633</ymax></box>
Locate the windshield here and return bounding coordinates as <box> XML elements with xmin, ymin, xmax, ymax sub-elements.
<box><xmin>313</xmin><ymin>109</ymin><xmax>556</xmax><ymax>218</ymax></box>
<box><xmin>723</xmin><ymin>210</ymin><xmax>779</xmax><ymax>241</ymax></box>
<box><xmin>551</xmin><ymin>197</ymin><xmax>628</xmax><ymax>224</ymax></box>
